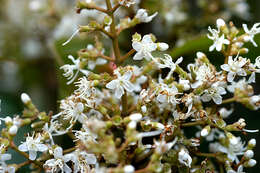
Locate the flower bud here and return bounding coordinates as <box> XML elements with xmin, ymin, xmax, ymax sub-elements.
<box><xmin>124</xmin><ymin>165</ymin><xmax>135</xmax><ymax>173</ymax></box>
<box><xmin>201</xmin><ymin>125</ymin><xmax>211</xmax><ymax>137</ymax></box>
<box><xmin>8</xmin><ymin>125</ymin><xmax>18</xmax><ymax>135</ymax></box>
<box><xmin>244</xmin><ymin>159</ymin><xmax>257</xmax><ymax>167</ymax></box>
<box><xmin>21</xmin><ymin>93</ymin><xmax>31</xmax><ymax>104</ymax></box>
<box><xmin>216</xmin><ymin>18</ymin><xmax>225</xmax><ymax>28</ymax></box>
<box><xmin>4</xmin><ymin>116</ymin><xmax>12</xmax><ymax>124</ymax></box>
<box><xmin>157</xmin><ymin>43</ymin><xmax>169</xmax><ymax>51</ymax></box>
<box><xmin>141</xmin><ymin>105</ymin><xmax>147</xmax><ymax>113</ymax></box>
<box><xmin>248</xmin><ymin>138</ymin><xmax>256</xmax><ymax>148</ymax></box>
<box><xmin>244</xmin><ymin>150</ymin><xmax>254</xmax><ymax>159</ymax></box>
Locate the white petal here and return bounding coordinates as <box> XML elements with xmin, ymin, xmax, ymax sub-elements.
<box><xmin>54</xmin><ymin>147</ymin><xmax>63</xmax><ymax>158</ymax></box>
<box><xmin>115</xmin><ymin>86</ymin><xmax>124</xmax><ymax>99</ymax></box>
<box><xmin>18</xmin><ymin>143</ymin><xmax>28</xmax><ymax>152</ymax></box>
<box><xmin>123</xmin><ymin>81</ymin><xmax>135</xmax><ymax>92</ymax></box>
<box><xmin>36</xmin><ymin>144</ymin><xmax>48</xmax><ymax>152</ymax></box>
<box><xmin>201</xmin><ymin>94</ymin><xmax>211</xmax><ymax>102</ymax></box>
<box><xmin>122</xmin><ymin>71</ymin><xmax>132</xmax><ymax>81</ymax></box>
<box><xmin>106</xmin><ymin>80</ymin><xmax>118</xmax><ymax>90</ymax></box>
<box><xmin>132</xmin><ymin>42</ymin><xmax>142</xmax><ymax>51</ymax></box>
<box><xmin>142</xmin><ymin>35</ymin><xmax>153</xmax><ymax>44</ymax></box>
<box><xmin>221</xmin><ymin>64</ymin><xmax>230</xmax><ymax>71</ymax></box>
<box><xmin>227</xmin><ymin>72</ymin><xmax>236</xmax><ymax>82</ymax></box>
<box><xmin>248</xmin><ymin>72</ymin><xmax>256</xmax><ymax>83</ymax></box>
<box><xmin>29</xmin><ymin>150</ymin><xmax>37</xmax><ymax>160</ymax></box>
<box><xmin>88</xmin><ymin>61</ymin><xmax>96</xmax><ymax>70</ymax></box>
<box><xmin>212</xmin><ymin>94</ymin><xmax>222</xmax><ymax>104</ymax></box>
<box><xmin>133</xmin><ymin>51</ymin><xmax>144</xmax><ymax>60</ymax></box>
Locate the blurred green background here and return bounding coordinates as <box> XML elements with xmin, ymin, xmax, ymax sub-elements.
<box><xmin>0</xmin><ymin>0</ymin><xmax>259</xmax><ymax>172</ymax></box>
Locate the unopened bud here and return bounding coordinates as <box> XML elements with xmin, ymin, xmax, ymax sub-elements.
<box><xmin>157</xmin><ymin>43</ymin><xmax>169</xmax><ymax>51</ymax></box>
<box><xmin>201</xmin><ymin>125</ymin><xmax>211</xmax><ymax>137</ymax></box>
<box><xmin>217</xmin><ymin>18</ymin><xmax>225</xmax><ymax>28</ymax></box>
<box><xmin>124</xmin><ymin>165</ymin><xmax>135</xmax><ymax>173</ymax></box>
<box><xmin>8</xmin><ymin>125</ymin><xmax>18</xmax><ymax>135</ymax></box>
<box><xmin>244</xmin><ymin>159</ymin><xmax>257</xmax><ymax>167</ymax></box>
<box><xmin>248</xmin><ymin>138</ymin><xmax>256</xmax><ymax>148</ymax></box>
<box><xmin>244</xmin><ymin>150</ymin><xmax>254</xmax><ymax>159</ymax></box>
<box><xmin>21</xmin><ymin>93</ymin><xmax>31</xmax><ymax>104</ymax></box>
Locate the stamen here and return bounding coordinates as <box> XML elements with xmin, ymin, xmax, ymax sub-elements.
<box><xmin>62</xmin><ymin>29</ymin><xmax>80</xmax><ymax>46</ymax></box>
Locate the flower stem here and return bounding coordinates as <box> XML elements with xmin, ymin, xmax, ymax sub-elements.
<box><xmin>121</xmin><ymin>92</ymin><xmax>128</xmax><ymax>117</ymax></box>
<box><xmin>222</xmin><ymin>97</ymin><xmax>236</xmax><ymax>104</ymax></box>
<box><xmin>119</xmin><ymin>49</ymin><xmax>136</xmax><ymax>63</ymax></box>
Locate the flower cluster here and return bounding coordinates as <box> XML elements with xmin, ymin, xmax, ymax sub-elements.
<box><xmin>0</xmin><ymin>1</ymin><xmax>259</xmax><ymax>173</ymax></box>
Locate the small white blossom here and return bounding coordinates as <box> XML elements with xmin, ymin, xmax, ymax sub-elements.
<box><xmin>178</xmin><ymin>148</ymin><xmax>192</xmax><ymax>168</ymax></box>
<box><xmin>210</xmin><ymin>137</ymin><xmax>246</xmax><ymax>163</ymax></box>
<box><xmin>18</xmin><ymin>134</ymin><xmax>48</xmax><ymax>160</ymax></box>
<box><xmin>67</xmin><ymin>149</ymin><xmax>96</xmax><ymax>173</ymax></box>
<box><xmin>249</xmin><ymin>95</ymin><xmax>260</xmax><ymax>110</ymax></box>
<box><xmin>219</xmin><ymin>107</ymin><xmax>233</xmax><ymax>118</ymax></box>
<box><xmin>207</xmin><ymin>26</ymin><xmax>230</xmax><ymax>52</ymax></box>
<box><xmin>124</xmin><ymin>165</ymin><xmax>135</xmax><ymax>173</ymax></box>
<box><xmin>106</xmin><ymin>69</ymin><xmax>135</xmax><ymax>99</ymax></box>
<box><xmin>156</xmin><ymin>54</ymin><xmax>183</xmax><ymax>79</ymax></box>
<box><xmin>244</xmin><ymin>150</ymin><xmax>254</xmax><ymax>159</ymax></box>
<box><xmin>60</xmin><ymin>55</ymin><xmax>89</xmax><ymax>85</ymax></box>
<box><xmin>135</xmin><ymin>9</ymin><xmax>158</xmax><ymax>23</ymax></box>
<box><xmin>44</xmin><ymin>147</ymin><xmax>71</xmax><ymax>173</ymax></box>
<box><xmin>201</xmin><ymin>82</ymin><xmax>226</xmax><ymax>104</ymax></box>
<box><xmin>247</xmin><ymin>159</ymin><xmax>257</xmax><ymax>167</ymax></box>
<box><xmin>74</xmin><ymin>77</ymin><xmax>96</xmax><ymax>103</ymax></box>
<box><xmin>156</xmin><ymin>83</ymin><xmax>180</xmax><ymax>106</ymax></box>
<box><xmin>243</xmin><ymin>23</ymin><xmax>260</xmax><ymax>47</ymax></box>
<box><xmin>119</xmin><ymin>0</ymin><xmax>135</xmax><ymax>7</ymax></box>
<box><xmin>221</xmin><ymin>55</ymin><xmax>248</xmax><ymax>82</ymax></box>
<box><xmin>132</xmin><ymin>34</ymin><xmax>157</xmax><ymax>61</ymax></box>
<box><xmin>228</xmin><ymin>165</ymin><xmax>245</xmax><ymax>173</ymax></box>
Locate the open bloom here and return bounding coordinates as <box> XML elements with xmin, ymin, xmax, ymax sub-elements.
<box><xmin>18</xmin><ymin>134</ymin><xmax>48</xmax><ymax>160</ymax></box>
<box><xmin>135</xmin><ymin>9</ymin><xmax>158</xmax><ymax>23</ymax></box>
<box><xmin>221</xmin><ymin>55</ymin><xmax>248</xmax><ymax>82</ymax></box>
<box><xmin>178</xmin><ymin>149</ymin><xmax>192</xmax><ymax>167</ymax></box>
<box><xmin>207</xmin><ymin>26</ymin><xmax>230</xmax><ymax>51</ymax></box>
<box><xmin>44</xmin><ymin>147</ymin><xmax>71</xmax><ymax>173</ymax></box>
<box><xmin>118</xmin><ymin>0</ymin><xmax>135</xmax><ymax>7</ymax></box>
<box><xmin>106</xmin><ymin>69</ymin><xmax>135</xmax><ymax>99</ymax></box>
<box><xmin>156</xmin><ymin>83</ymin><xmax>180</xmax><ymax>106</ymax></box>
<box><xmin>243</xmin><ymin>23</ymin><xmax>260</xmax><ymax>47</ymax></box>
<box><xmin>201</xmin><ymin>82</ymin><xmax>226</xmax><ymax>104</ymax></box>
<box><xmin>132</xmin><ymin>34</ymin><xmax>157</xmax><ymax>60</ymax></box>
<box><xmin>156</xmin><ymin>54</ymin><xmax>183</xmax><ymax>79</ymax></box>
<box><xmin>60</xmin><ymin>55</ymin><xmax>89</xmax><ymax>85</ymax></box>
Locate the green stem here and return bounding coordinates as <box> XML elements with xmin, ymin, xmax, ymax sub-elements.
<box><xmin>222</xmin><ymin>97</ymin><xmax>236</xmax><ymax>104</ymax></box>
<box><xmin>121</xmin><ymin>92</ymin><xmax>128</xmax><ymax>117</ymax></box>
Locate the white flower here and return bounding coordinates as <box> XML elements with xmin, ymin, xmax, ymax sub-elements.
<box><xmin>255</xmin><ymin>56</ymin><xmax>260</xmax><ymax>68</ymax></box>
<box><xmin>219</xmin><ymin>107</ymin><xmax>233</xmax><ymax>118</ymax></box>
<box><xmin>227</xmin><ymin>78</ymin><xmax>251</xmax><ymax>93</ymax></box>
<box><xmin>243</xmin><ymin>23</ymin><xmax>260</xmax><ymax>47</ymax></box>
<box><xmin>228</xmin><ymin>165</ymin><xmax>245</xmax><ymax>173</ymax></box>
<box><xmin>154</xmin><ymin>138</ymin><xmax>178</xmax><ymax>154</ymax></box>
<box><xmin>191</xmin><ymin>64</ymin><xmax>215</xmax><ymax>88</ymax></box>
<box><xmin>60</xmin><ymin>55</ymin><xmax>89</xmax><ymax>85</ymax></box>
<box><xmin>119</xmin><ymin>0</ymin><xmax>135</xmax><ymax>7</ymax></box>
<box><xmin>86</xmin><ymin>44</ymin><xmax>107</xmax><ymax>70</ymax></box>
<box><xmin>156</xmin><ymin>83</ymin><xmax>180</xmax><ymax>106</ymax></box>
<box><xmin>156</xmin><ymin>54</ymin><xmax>183</xmax><ymax>79</ymax></box>
<box><xmin>249</xmin><ymin>95</ymin><xmax>260</xmax><ymax>110</ymax></box>
<box><xmin>67</xmin><ymin>149</ymin><xmax>96</xmax><ymax>173</ymax></box>
<box><xmin>201</xmin><ymin>82</ymin><xmax>226</xmax><ymax>104</ymax></box>
<box><xmin>221</xmin><ymin>55</ymin><xmax>248</xmax><ymax>82</ymax></box>
<box><xmin>18</xmin><ymin>134</ymin><xmax>48</xmax><ymax>160</ymax></box>
<box><xmin>44</xmin><ymin>147</ymin><xmax>71</xmax><ymax>173</ymax></box>
<box><xmin>54</xmin><ymin>96</ymin><xmax>86</xmax><ymax>125</ymax></box>
<box><xmin>0</xmin><ymin>163</ymin><xmax>15</xmax><ymax>173</ymax></box>
<box><xmin>132</xmin><ymin>34</ymin><xmax>157</xmax><ymax>60</ymax></box>
<box><xmin>207</xmin><ymin>26</ymin><xmax>230</xmax><ymax>51</ymax></box>
<box><xmin>211</xmin><ymin>137</ymin><xmax>246</xmax><ymax>163</ymax></box>
<box><xmin>178</xmin><ymin>148</ymin><xmax>192</xmax><ymax>168</ymax></box>
<box><xmin>135</xmin><ymin>9</ymin><xmax>158</xmax><ymax>23</ymax></box>
<box><xmin>106</xmin><ymin>69</ymin><xmax>135</xmax><ymax>99</ymax></box>
<box><xmin>74</xmin><ymin>77</ymin><xmax>96</xmax><ymax>102</ymax></box>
